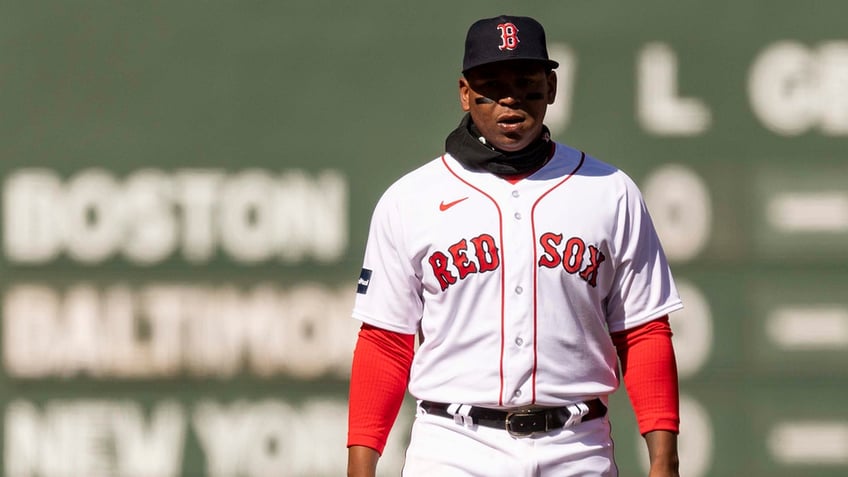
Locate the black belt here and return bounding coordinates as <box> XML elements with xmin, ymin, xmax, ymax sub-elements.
<box><xmin>419</xmin><ymin>399</ymin><xmax>607</xmax><ymax>437</ymax></box>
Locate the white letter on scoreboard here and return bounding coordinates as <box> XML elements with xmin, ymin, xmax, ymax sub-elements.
<box><xmin>642</xmin><ymin>164</ymin><xmax>712</xmax><ymax>262</ymax></box>
<box><xmin>2</xmin><ymin>169</ymin><xmax>63</xmax><ymax>263</ymax></box>
<box><xmin>637</xmin><ymin>42</ymin><xmax>711</xmax><ymax>136</ymax></box>
<box><xmin>748</xmin><ymin>41</ymin><xmax>818</xmax><ymax>136</ymax></box>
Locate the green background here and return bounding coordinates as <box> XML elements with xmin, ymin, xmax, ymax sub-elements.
<box><xmin>2</xmin><ymin>1</ymin><xmax>847</xmax><ymax>476</ymax></box>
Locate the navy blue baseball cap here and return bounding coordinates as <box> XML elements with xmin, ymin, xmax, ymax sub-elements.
<box><xmin>462</xmin><ymin>15</ymin><xmax>559</xmax><ymax>74</ymax></box>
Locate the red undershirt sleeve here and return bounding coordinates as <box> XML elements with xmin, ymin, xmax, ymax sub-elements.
<box><xmin>347</xmin><ymin>323</ymin><xmax>416</xmax><ymax>454</ymax></box>
<box><xmin>610</xmin><ymin>315</ymin><xmax>680</xmax><ymax>435</ymax></box>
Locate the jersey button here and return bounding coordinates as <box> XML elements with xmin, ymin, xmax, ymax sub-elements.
<box><xmin>512</xmin><ymin>190</ymin><xmax>520</xmax><ymax>198</ymax></box>
<box><xmin>514</xmin><ymin>212</ymin><xmax>522</xmax><ymax>220</ymax></box>
<box><xmin>515</xmin><ymin>337</ymin><xmax>524</xmax><ymax>346</ymax></box>
<box><xmin>515</xmin><ymin>286</ymin><xmax>523</xmax><ymax>294</ymax></box>
<box><xmin>514</xmin><ymin>390</ymin><xmax>522</xmax><ymax>397</ymax></box>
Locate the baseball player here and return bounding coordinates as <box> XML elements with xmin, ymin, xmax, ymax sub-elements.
<box><xmin>348</xmin><ymin>15</ymin><xmax>682</xmax><ymax>477</ymax></box>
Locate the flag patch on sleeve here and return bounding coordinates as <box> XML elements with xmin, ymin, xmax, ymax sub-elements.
<box><xmin>357</xmin><ymin>268</ymin><xmax>373</xmax><ymax>294</ymax></box>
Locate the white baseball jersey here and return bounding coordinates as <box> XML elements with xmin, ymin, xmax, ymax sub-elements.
<box><xmin>353</xmin><ymin>142</ymin><xmax>682</xmax><ymax>408</ymax></box>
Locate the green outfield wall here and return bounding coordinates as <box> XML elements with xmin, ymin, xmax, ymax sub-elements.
<box><xmin>1</xmin><ymin>1</ymin><xmax>847</xmax><ymax>476</ymax></box>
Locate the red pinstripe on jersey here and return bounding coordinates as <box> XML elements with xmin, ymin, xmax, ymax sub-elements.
<box><xmin>441</xmin><ymin>155</ymin><xmax>509</xmax><ymax>405</ymax></box>
<box><xmin>529</xmin><ymin>151</ymin><xmax>585</xmax><ymax>402</ymax></box>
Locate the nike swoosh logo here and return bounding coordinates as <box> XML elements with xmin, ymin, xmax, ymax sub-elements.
<box><xmin>439</xmin><ymin>197</ymin><xmax>469</xmax><ymax>211</ymax></box>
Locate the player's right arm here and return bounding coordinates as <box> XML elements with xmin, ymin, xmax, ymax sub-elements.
<box><xmin>348</xmin><ymin>445</ymin><xmax>380</xmax><ymax>477</ymax></box>
<box><xmin>347</xmin><ymin>323</ymin><xmax>415</xmax><ymax>477</ymax></box>
<box><xmin>348</xmin><ymin>179</ymin><xmax>422</xmax><ymax>476</ymax></box>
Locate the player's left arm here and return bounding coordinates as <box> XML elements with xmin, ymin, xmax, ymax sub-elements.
<box><xmin>644</xmin><ymin>429</ymin><xmax>679</xmax><ymax>477</ymax></box>
<box><xmin>611</xmin><ymin>315</ymin><xmax>680</xmax><ymax>477</ymax></box>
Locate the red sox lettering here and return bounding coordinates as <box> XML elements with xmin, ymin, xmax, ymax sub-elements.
<box><xmin>538</xmin><ymin>232</ymin><xmax>606</xmax><ymax>287</ymax></box>
<box><xmin>428</xmin><ymin>232</ymin><xmax>605</xmax><ymax>291</ymax></box>
<box><xmin>429</xmin><ymin>234</ymin><xmax>500</xmax><ymax>291</ymax></box>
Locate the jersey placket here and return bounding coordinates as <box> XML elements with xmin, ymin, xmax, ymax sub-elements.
<box><xmin>498</xmin><ymin>183</ymin><xmax>538</xmax><ymax>406</ymax></box>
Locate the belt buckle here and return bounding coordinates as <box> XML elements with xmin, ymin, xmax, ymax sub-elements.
<box><xmin>505</xmin><ymin>410</ymin><xmax>541</xmax><ymax>437</ymax></box>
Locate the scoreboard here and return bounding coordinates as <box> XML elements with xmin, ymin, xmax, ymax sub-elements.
<box><xmin>1</xmin><ymin>1</ymin><xmax>847</xmax><ymax>476</ymax></box>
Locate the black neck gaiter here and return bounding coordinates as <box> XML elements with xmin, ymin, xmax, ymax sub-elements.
<box><xmin>445</xmin><ymin>113</ymin><xmax>552</xmax><ymax>175</ymax></box>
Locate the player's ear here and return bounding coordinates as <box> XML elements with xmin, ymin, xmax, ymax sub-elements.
<box><xmin>546</xmin><ymin>70</ymin><xmax>557</xmax><ymax>105</ymax></box>
<box><xmin>459</xmin><ymin>77</ymin><xmax>472</xmax><ymax>112</ymax></box>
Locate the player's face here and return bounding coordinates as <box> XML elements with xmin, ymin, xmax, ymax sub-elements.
<box><xmin>460</xmin><ymin>60</ymin><xmax>557</xmax><ymax>152</ymax></box>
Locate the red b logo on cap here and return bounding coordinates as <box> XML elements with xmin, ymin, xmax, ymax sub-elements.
<box><xmin>497</xmin><ymin>23</ymin><xmax>520</xmax><ymax>51</ymax></box>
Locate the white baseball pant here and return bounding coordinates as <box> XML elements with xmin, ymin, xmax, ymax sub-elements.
<box><xmin>402</xmin><ymin>404</ymin><xmax>618</xmax><ymax>477</ymax></box>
